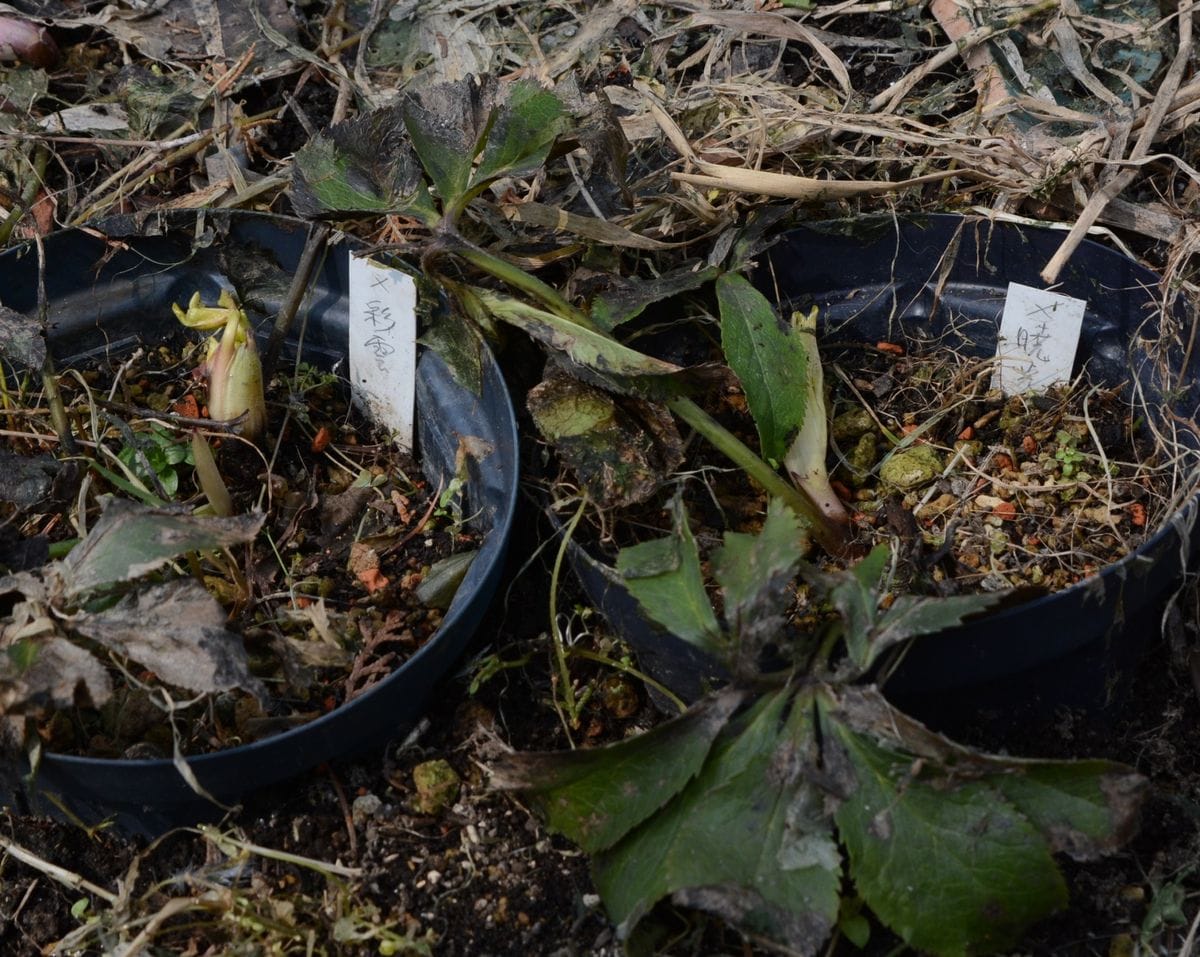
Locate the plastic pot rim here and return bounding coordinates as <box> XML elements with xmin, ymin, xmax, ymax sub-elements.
<box><xmin>9</xmin><ymin>212</ymin><xmax>520</xmax><ymax>780</ymax></box>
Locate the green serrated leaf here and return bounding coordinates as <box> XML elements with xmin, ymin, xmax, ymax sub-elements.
<box><xmin>402</xmin><ymin>80</ymin><xmax>487</xmax><ymax>210</ymax></box>
<box><xmin>62</xmin><ymin>499</ymin><xmax>264</xmax><ymax>601</ymax></box>
<box><xmin>594</xmin><ymin>689</ymin><xmax>841</xmax><ymax>954</ymax></box>
<box><xmin>717</xmin><ymin>273</ymin><xmax>807</xmax><ymax>464</ymax></box>
<box><xmin>869</xmin><ymin>590</ymin><xmax>1009</xmax><ymax>667</ymax></box>
<box><xmin>988</xmin><ymin>761</ymin><xmax>1147</xmax><ymax>861</ymax></box>
<box><xmin>490</xmin><ymin>688</ymin><xmax>744</xmax><ymax>853</ymax></box>
<box><xmin>820</xmin><ymin>688</ymin><xmax>1070</xmax><ymax>956</ymax></box>
<box><xmin>802</xmin><ymin>543</ymin><xmax>889</xmax><ymax>669</ymax></box>
<box><xmin>471</xmin><ymin>81</ymin><xmax>567</xmax><ymax>187</ymax></box>
<box><xmin>290</xmin><ymin>110</ymin><xmax>437</xmax><ymax>223</ymax></box>
<box><xmin>617</xmin><ymin>496</ymin><xmax>722</xmax><ymax>654</ymax></box>
<box><xmin>712</xmin><ymin>499</ymin><xmax>803</xmax><ymax>654</ymax></box>
<box><xmin>824</xmin><ymin>684</ymin><xmax>1146</xmax><ymax>862</ymax></box>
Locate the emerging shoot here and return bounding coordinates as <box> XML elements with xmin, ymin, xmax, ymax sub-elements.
<box><xmin>173</xmin><ymin>291</ymin><xmax>267</xmax><ymax>441</ymax></box>
<box><xmin>783</xmin><ymin>307</ymin><xmax>852</xmax><ymax>545</ymax></box>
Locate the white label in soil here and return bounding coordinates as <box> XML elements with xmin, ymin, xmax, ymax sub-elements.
<box><xmin>348</xmin><ymin>255</ymin><xmax>417</xmax><ymax>450</ymax></box>
<box><xmin>990</xmin><ymin>282</ymin><xmax>1087</xmax><ymax>395</ymax></box>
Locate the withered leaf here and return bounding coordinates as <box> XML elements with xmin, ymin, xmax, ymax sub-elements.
<box><xmin>62</xmin><ymin>499</ymin><xmax>264</xmax><ymax>601</ymax></box>
<box><xmin>0</xmin><ymin>304</ymin><xmax>44</xmax><ymax>370</ymax></box>
<box><xmin>67</xmin><ymin>578</ymin><xmax>262</xmax><ymax>697</ymax></box>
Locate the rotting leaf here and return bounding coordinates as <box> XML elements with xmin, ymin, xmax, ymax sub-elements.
<box><xmin>471</xmin><ymin>79</ymin><xmax>569</xmax><ymax>188</ymax></box>
<box><xmin>414</xmin><ymin>550</ymin><xmax>477</xmax><ymax>610</ymax></box>
<box><xmin>591</xmin><ymin>264</ymin><xmax>720</xmax><ymax>332</ymax></box>
<box><xmin>593</xmin><ymin>689</ymin><xmax>840</xmax><ymax>954</ymax></box>
<box><xmin>0</xmin><ymin>304</ymin><xmax>44</xmax><ymax>369</ymax></box>
<box><xmin>401</xmin><ymin>77</ymin><xmax>494</xmax><ymax>210</ymax></box>
<box><xmin>831</xmin><ymin>685</ymin><xmax>1147</xmax><ymax>862</ymax></box>
<box><xmin>717</xmin><ymin>273</ymin><xmax>807</xmax><ymax>465</ymax></box>
<box><xmin>0</xmin><ymin>448</ymin><xmax>58</xmax><ymax>510</ymax></box>
<box><xmin>67</xmin><ymin>579</ymin><xmax>263</xmax><ymax>698</ymax></box>
<box><xmin>989</xmin><ymin>762</ymin><xmax>1148</xmax><ymax>862</ymax></box>
<box><xmin>290</xmin><ymin>108</ymin><xmax>437</xmax><ymax>223</ymax></box>
<box><xmin>528</xmin><ymin>375</ymin><xmax>683</xmax><ymax>508</ymax></box>
<box><xmin>473</xmin><ymin>287</ymin><xmax>684</xmax><ymax>384</ymax></box>
<box><xmin>419</xmin><ymin>307</ymin><xmax>484</xmax><ymax>396</ymax></box>
<box><xmin>62</xmin><ymin>499</ymin><xmax>264</xmax><ymax>601</ymax></box>
<box><xmin>491</xmin><ymin>687</ymin><xmax>744</xmax><ymax>854</ymax></box>
<box><xmin>617</xmin><ymin>495</ymin><xmax>722</xmax><ymax>655</ymax></box>
<box><xmin>0</xmin><ymin>632</ymin><xmax>113</xmax><ymax>715</ymax></box>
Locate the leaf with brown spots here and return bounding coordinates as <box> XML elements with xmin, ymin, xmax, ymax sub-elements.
<box><xmin>490</xmin><ymin>688</ymin><xmax>744</xmax><ymax>854</ymax></box>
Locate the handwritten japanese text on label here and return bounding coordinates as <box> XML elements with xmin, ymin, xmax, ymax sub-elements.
<box><xmin>991</xmin><ymin>282</ymin><xmax>1086</xmax><ymax>395</ymax></box>
<box><xmin>349</xmin><ymin>256</ymin><xmax>417</xmax><ymax>449</ymax></box>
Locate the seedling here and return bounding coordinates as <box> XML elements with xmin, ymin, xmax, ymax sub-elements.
<box><xmin>1055</xmin><ymin>428</ymin><xmax>1087</xmax><ymax>477</ymax></box>
<box><xmin>116</xmin><ymin>424</ymin><xmax>193</xmax><ymax>499</ymax></box>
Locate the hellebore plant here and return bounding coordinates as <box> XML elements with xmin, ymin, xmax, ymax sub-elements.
<box><xmin>290</xmin><ymin>77</ymin><xmax>853</xmax><ymax>555</ymax></box>
<box><xmin>173</xmin><ymin>290</ymin><xmax>267</xmax><ymax>442</ymax></box>
<box><xmin>492</xmin><ymin>499</ymin><xmax>1147</xmax><ymax>957</ymax></box>
<box><xmin>285</xmin><ymin>75</ymin><xmax>1148</xmax><ymax>955</ymax></box>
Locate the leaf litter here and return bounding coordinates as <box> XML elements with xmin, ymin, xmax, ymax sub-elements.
<box><xmin>3</xmin><ymin>0</ymin><xmax>1200</xmax><ymax>953</ymax></box>
<box><xmin>1</xmin><ymin>328</ymin><xmax>476</xmax><ymax>760</ymax></box>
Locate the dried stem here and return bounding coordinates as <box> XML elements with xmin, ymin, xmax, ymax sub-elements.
<box><xmin>1042</xmin><ymin>1</ymin><xmax>1195</xmax><ymax>282</ymax></box>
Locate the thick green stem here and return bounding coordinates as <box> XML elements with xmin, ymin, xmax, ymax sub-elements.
<box><xmin>453</xmin><ymin>243</ymin><xmax>599</xmax><ymax>332</ymax></box>
<box><xmin>450</xmin><ymin>239</ymin><xmax>849</xmax><ymax>554</ymax></box>
<box><xmin>668</xmin><ymin>396</ymin><xmax>848</xmax><ymax>555</ymax></box>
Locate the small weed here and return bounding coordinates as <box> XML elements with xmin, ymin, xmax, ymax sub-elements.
<box><xmin>1054</xmin><ymin>429</ymin><xmax>1087</xmax><ymax>478</ymax></box>
<box><xmin>116</xmin><ymin>424</ymin><xmax>193</xmax><ymax>498</ymax></box>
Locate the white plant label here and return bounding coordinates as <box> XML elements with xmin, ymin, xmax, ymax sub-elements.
<box><xmin>348</xmin><ymin>255</ymin><xmax>417</xmax><ymax>449</ymax></box>
<box><xmin>990</xmin><ymin>282</ymin><xmax>1087</xmax><ymax>395</ymax></box>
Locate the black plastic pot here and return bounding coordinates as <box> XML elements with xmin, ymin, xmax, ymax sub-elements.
<box><xmin>0</xmin><ymin>211</ymin><xmax>519</xmax><ymax>834</ymax></box>
<box><xmin>569</xmin><ymin>214</ymin><xmax>1200</xmax><ymax>733</ymax></box>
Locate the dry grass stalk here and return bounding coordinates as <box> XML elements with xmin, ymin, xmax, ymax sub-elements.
<box><xmin>1042</xmin><ymin>1</ymin><xmax>1196</xmax><ymax>281</ymax></box>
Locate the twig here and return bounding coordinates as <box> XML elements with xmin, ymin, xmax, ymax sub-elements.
<box><xmin>69</xmin><ymin>109</ymin><xmax>279</xmax><ymax>225</ymax></box>
<box><xmin>1042</xmin><ymin>1</ymin><xmax>1195</xmax><ymax>282</ymax></box>
<box><xmin>0</xmin><ymin>833</ymin><xmax>118</xmax><ymax>904</ymax></box>
<box><xmin>262</xmin><ymin>222</ymin><xmax>332</xmax><ymax>379</ymax></box>
<box><xmin>1178</xmin><ymin>902</ymin><xmax>1200</xmax><ymax>957</ymax></box>
<box><xmin>196</xmin><ymin>825</ymin><xmax>363</xmax><ymax>878</ymax></box>
<box><xmin>326</xmin><ymin>764</ymin><xmax>359</xmax><ymax>858</ymax></box>
<box><xmin>13</xmin><ymin>131</ymin><xmax>211</xmax><ymax>149</ymax></box>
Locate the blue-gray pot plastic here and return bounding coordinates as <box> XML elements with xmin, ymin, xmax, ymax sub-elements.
<box><xmin>0</xmin><ymin>212</ymin><xmax>518</xmax><ymax>833</ymax></box>
<box><xmin>574</xmin><ymin>214</ymin><xmax>1200</xmax><ymax>733</ymax></box>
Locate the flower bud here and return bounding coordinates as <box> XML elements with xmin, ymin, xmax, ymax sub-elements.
<box><xmin>173</xmin><ymin>291</ymin><xmax>266</xmax><ymax>441</ymax></box>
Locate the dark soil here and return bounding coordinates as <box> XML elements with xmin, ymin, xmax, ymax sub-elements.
<box><xmin>7</xmin><ymin>338</ymin><xmax>473</xmax><ymax>760</ymax></box>
<box><xmin>4</xmin><ymin>478</ymin><xmax>1200</xmax><ymax>955</ymax></box>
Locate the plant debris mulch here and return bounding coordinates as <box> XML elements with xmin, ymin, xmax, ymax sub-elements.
<box><xmin>827</xmin><ymin>342</ymin><xmax>1166</xmax><ymax>596</ymax></box>
<box><xmin>4</xmin><ymin>0</ymin><xmax>1200</xmax><ymax>952</ymax></box>
<box><xmin>5</xmin><ymin>333</ymin><xmax>472</xmax><ymax>759</ymax></box>
<box><xmin>5</xmin><ymin>569</ymin><xmax>1200</xmax><ymax>956</ymax></box>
